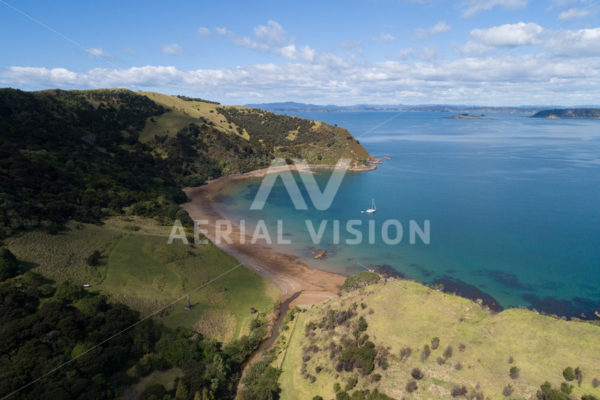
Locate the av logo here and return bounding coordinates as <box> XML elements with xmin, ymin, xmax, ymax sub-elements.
<box><xmin>250</xmin><ymin>158</ymin><xmax>350</xmax><ymax>211</ymax></box>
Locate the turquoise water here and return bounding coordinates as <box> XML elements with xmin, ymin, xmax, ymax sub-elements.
<box><xmin>217</xmin><ymin>112</ymin><xmax>600</xmax><ymax>317</ymax></box>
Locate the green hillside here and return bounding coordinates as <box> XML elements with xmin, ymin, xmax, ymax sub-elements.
<box><xmin>279</xmin><ymin>278</ymin><xmax>600</xmax><ymax>400</ymax></box>
<box><xmin>0</xmin><ymin>88</ymin><xmax>371</xmax><ymax>238</ymax></box>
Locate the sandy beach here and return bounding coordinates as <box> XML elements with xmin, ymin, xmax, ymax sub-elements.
<box><xmin>182</xmin><ymin>165</ymin><xmax>376</xmax><ymax>308</ymax></box>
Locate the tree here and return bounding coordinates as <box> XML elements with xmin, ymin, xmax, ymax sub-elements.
<box><xmin>0</xmin><ymin>248</ymin><xmax>19</xmax><ymax>280</ymax></box>
<box><xmin>86</xmin><ymin>250</ymin><xmax>101</xmax><ymax>266</ymax></box>
<box><xmin>563</xmin><ymin>367</ymin><xmax>576</xmax><ymax>381</ymax></box>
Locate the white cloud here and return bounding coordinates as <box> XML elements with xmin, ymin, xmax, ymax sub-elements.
<box><xmin>372</xmin><ymin>33</ymin><xmax>396</xmax><ymax>42</ymax></box>
<box><xmin>278</xmin><ymin>44</ymin><xmax>297</xmax><ymax>60</ymax></box>
<box><xmin>558</xmin><ymin>7</ymin><xmax>591</xmax><ymax>20</ymax></box>
<box><xmin>461</xmin><ymin>0</ymin><xmax>528</xmax><ymax>17</ymax></box>
<box><xmin>300</xmin><ymin>45</ymin><xmax>316</xmax><ymax>62</ymax></box>
<box><xmin>254</xmin><ymin>20</ymin><xmax>285</xmax><ymax>44</ymax></box>
<box><xmin>546</xmin><ymin>27</ymin><xmax>600</xmax><ymax>56</ymax></box>
<box><xmin>5</xmin><ymin>51</ymin><xmax>600</xmax><ymax>106</ymax></box>
<box><xmin>458</xmin><ymin>22</ymin><xmax>543</xmax><ymax>55</ymax></box>
<box><xmin>159</xmin><ymin>43</ymin><xmax>183</xmax><ymax>55</ymax></box>
<box><xmin>197</xmin><ymin>27</ymin><xmax>211</xmax><ymax>37</ymax></box>
<box><xmin>471</xmin><ymin>22</ymin><xmax>543</xmax><ymax>46</ymax></box>
<box><xmin>414</xmin><ymin>22</ymin><xmax>452</xmax><ymax>39</ymax></box>
<box><xmin>85</xmin><ymin>48</ymin><xmax>112</xmax><ymax>60</ymax></box>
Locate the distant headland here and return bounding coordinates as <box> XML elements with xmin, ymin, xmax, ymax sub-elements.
<box><xmin>532</xmin><ymin>108</ymin><xmax>600</xmax><ymax>119</ymax></box>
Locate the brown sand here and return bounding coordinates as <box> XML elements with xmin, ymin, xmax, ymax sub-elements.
<box><xmin>182</xmin><ymin>165</ymin><xmax>374</xmax><ymax>308</ymax></box>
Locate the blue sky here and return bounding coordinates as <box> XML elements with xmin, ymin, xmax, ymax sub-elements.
<box><xmin>1</xmin><ymin>0</ymin><xmax>599</xmax><ymax>105</ymax></box>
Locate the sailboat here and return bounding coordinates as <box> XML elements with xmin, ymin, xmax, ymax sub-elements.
<box><xmin>364</xmin><ymin>198</ymin><xmax>376</xmax><ymax>214</ymax></box>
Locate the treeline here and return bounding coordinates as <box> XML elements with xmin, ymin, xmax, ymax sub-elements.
<box><xmin>0</xmin><ymin>248</ymin><xmax>269</xmax><ymax>400</ymax></box>
<box><xmin>0</xmin><ymin>89</ymin><xmax>191</xmax><ymax>237</ymax></box>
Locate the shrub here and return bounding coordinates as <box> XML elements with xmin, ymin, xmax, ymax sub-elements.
<box><xmin>431</xmin><ymin>337</ymin><xmax>440</xmax><ymax>350</ymax></box>
<box><xmin>443</xmin><ymin>345</ymin><xmax>453</xmax><ymax>359</ymax></box>
<box><xmin>54</xmin><ymin>281</ymin><xmax>85</xmax><ymax>302</ymax></box>
<box><xmin>560</xmin><ymin>382</ymin><xmax>572</xmax><ymax>394</ymax></box>
<box><xmin>399</xmin><ymin>347</ymin><xmax>412</xmax><ymax>361</ymax></box>
<box><xmin>371</xmin><ymin>373</ymin><xmax>382</xmax><ymax>382</ymax></box>
<box><xmin>593</xmin><ymin>377</ymin><xmax>600</xmax><ymax>388</ymax></box>
<box><xmin>563</xmin><ymin>367</ymin><xmax>576</xmax><ymax>381</ymax></box>
<box><xmin>502</xmin><ymin>385</ymin><xmax>513</xmax><ymax>397</ymax></box>
<box><xmin>436</xmin><ymin>356</ymin><xmax>445</xmax><ymax>365</ymax></box>
<box><xmin>537</xmin><ymin>382</ymin><xmax>570</xmax><ymax>400</ymax></box>
<box><xmin>451</xmin><ymin>385</ymin><xmax>467</xmax><ymax>397</ymax></box>
<box><xmin>575</xmin><ymin>367</ymin><xmax>583</xmax><ymax>386</ymax></box>
<box><xmin>406</xmin><ymin>380</ymin><xmax>418</xmax><ymax>393</ymax></box>
<box><xmin>336</xmin><ymin>391</ymin><xmax>350</xmax><ymax>400</ymax></box>
<box><xmin>313</xmin><ymin>397</ymin><xmax>324</xmax><ymax>400</ymax></box>
<box><xmin>458</xmin><ymin>343</ymin><xmax>466</xmax><ymax>352</ymax></box>
<box><xmin>86</xmin><ymin>250</ymin><xmax>101</xmax><ymax>266</ymax></box>
<box><xmin>0</xmin><ymin>248</ymin><xmax>19</xmax><ymax>281</ymax></box>
<box><xmin>509</xmin><ymin>366</ymin><xmax>520</xmax><ymax>379</ymax></box>
<box><xmin>411</xmin><ymin>368</ymin><xmax>424</xmax><ymax>380</ymax></box>
<box><xmin>581</xmin><ymin>396</ymin><xmax>599</xmax><ymax>400</ymax></box>
<box><xmin>455</xmin><ymin>362</ymin><xmax>462</xmax><ymax>371</ymax></box>
<box><xmin>345</xmin><ymin>377</ymin><xmax>358</xmax><ymax>391</ymax></box>
<box><xmin>334</xmin><ymin>383</ymin><xmax>341</xmax><ymax>392</ymax></box>
<box><xmin>357</xmin><ymin>316</ymin><xmax>368</xmax><ymax>332</ymax></box>
<box><xmin>421</xmin><ymin>345</ymin><xmax>431</xmax><ymax>362</ymax></box>
<box><xmin>508</xmin><ymin>356</ymin><xmax>514</xmax><ymax>364</ymax></box>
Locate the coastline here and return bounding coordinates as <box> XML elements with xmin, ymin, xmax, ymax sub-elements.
<box><xmin>181</xmin><ymin>164</ymin><xmax>363</xmax><ymax>308</ymax></box>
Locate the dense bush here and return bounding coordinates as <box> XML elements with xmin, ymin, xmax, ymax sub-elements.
<box><xmin>0</xmin><ymin>247</ymin><xmax>19</xmax><ymax>280</ymax></box>
<box><xmin>341</xmin><ymin>272</ymin><xmax>380</xmax><ymax>291</ymax></box>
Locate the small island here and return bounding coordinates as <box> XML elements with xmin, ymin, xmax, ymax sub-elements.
<box><xmin>444</xmin><ymin>113</ymin><xmax>497</xmax><ymax>120</ymax></box>
<box><xmin>532</xmin><ymin>108</ymin><xmax>600</xmax><ymax>119</ymax></box>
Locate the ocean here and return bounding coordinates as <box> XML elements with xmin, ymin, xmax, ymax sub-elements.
<box><xmin>216</xmin><ymin>111</ymin><xmax>600</xmax><ymax>317</ymax></box>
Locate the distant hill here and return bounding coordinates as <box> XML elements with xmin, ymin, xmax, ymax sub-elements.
<box><xmin>532</xmin><ymin>108</ymin><xmax>600</xmax><ymax>119</ymax></box>
<box><xmin>0</xmin><ymin>88</ymin><xmax>370</xmax><ymax>237</ymax></box>
<box><xmin>246</xmin><ymin>102</ymin><xmax>547</xmax><ymax>114</ymax></box>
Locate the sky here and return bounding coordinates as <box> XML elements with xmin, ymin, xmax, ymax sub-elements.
<box><xmin>1</xmin><ymin>0</ymin><xmax>599</xmax><ymax>105</ymax></box>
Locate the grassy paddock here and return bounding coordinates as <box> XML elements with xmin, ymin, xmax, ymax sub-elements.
<box><xmin>5</xmin><ymin>217</ymin><xmax>279</xmax><ymax>341</ymax></box>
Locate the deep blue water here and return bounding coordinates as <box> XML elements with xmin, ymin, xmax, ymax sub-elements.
<box><xmin>217</xmin><ymin>112</ymin><xmax>600</xmax><ymax>317</ymax></box>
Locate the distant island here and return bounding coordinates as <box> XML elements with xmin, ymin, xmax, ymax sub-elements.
<box><xmin>246</xmin><ymin>101</ymin><xmax>546</xmax><ymax>114</ymax></box>
<box><xmin>532</xmin><ymin>108</ymin><xmax>600</xmax><ymax>119</ymax></box>
<box><xmin>444</xmin><ymin>113</ymin><xmax>497</xmax><ymax>120</ymax></box>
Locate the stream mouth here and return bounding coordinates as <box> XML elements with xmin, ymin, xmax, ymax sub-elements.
<box><xmin>258</xmin><ymin>291</ymin><xmax>303</xmax><ymax>352</ymax></box>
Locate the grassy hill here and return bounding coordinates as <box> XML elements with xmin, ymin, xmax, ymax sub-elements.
<box><xmin>278</xmin><ymin>278</ymin><xmax>600</xmax><ymax>400</ymax></box>
<box><xmin>5</xmin><ymin>217</ymin><xmax>279</xmax><ymax>342</ymax></box>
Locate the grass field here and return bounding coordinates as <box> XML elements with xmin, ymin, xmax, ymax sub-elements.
<box><xmin>279</xmin><ymin>279</ymin><xmax>600</xmax><ymax>399</ymax></box>
<box><xmin>5</xmin><ymin>217</ymin><xmax>279</xmax><ymax>342</ymax></box>
<box><xmin>139</xmin><ymin>91</ymin><xmax>248</xmax><ymax>142</ymax></box>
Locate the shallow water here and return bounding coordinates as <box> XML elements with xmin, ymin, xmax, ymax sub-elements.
<box><xmin>216</xmin><ymin>112</ymin><xmax>600</xmax><ymax>317</ymax></box>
